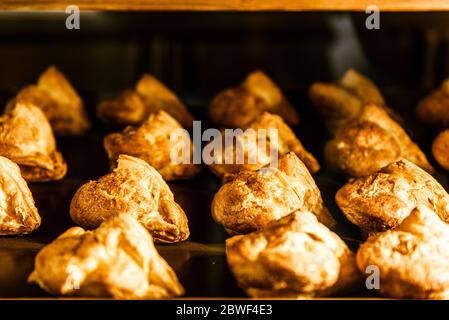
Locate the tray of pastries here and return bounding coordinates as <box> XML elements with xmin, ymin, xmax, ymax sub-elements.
<box><xmin>1</xmin><ymin>66</ymin><xmax>449</xmax><ymax>299</ymax></box>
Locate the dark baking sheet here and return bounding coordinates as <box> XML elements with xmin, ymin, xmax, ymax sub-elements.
<box><xmin>0</xmin><ymin>89</ymin><xmax>446</xmax><ymax>299</ymax></box>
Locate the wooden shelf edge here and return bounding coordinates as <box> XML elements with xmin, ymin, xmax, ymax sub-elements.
<box><xmin>1</xmin><ymin>1</ymin><xmax>449</xmax><ymax>12</ymax></box>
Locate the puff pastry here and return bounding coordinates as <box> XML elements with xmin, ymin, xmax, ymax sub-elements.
<box><xmin>226</xmin><ymin>210</ymin><xmax>360</xmax><ymax>298</ymax></box>
<box><xmin>0</xmin><ymin>101</ymin><xmax>67</xmax><ymax>182</ymax></box>
<box><xmin>97</xmin><ymin>74</ymin><xmax>194</xmax><ymax>129</ymax></box>
<box><xmin>432</xmin><ymin>129</ymin><xmax>449</xmax><ymax>171</ymax></box>
<box><xmin>336</xmin><ymin>159</ymin><xmax>449</xmax><ymax>233</ymax></box>
<box><xmin>28</xmin><ymin>213</ymin><xmax>184</xmax><ymax>299</ymax></box>
<box><xmin>104</xmin><ymin>110</ymin><xmax>200</xmax><ymax>181</ymax></box>
<box><xmin>70</xmin><ymin>155</ymin><xmax>189</xmax><ymax>243</ymax></box>
<box><xmin>208</xmin><ymin>112</ymin><xmax>319</xmax><ymax>177</ymax></box>
<box><xmin>208</xmin><ymin>70</ymin><xmax>299</xmax><ymax>128</ymax></box>
<box><xmin>357</xmin><ymin>206</ymin><xmax>449</xmax><ymax>299</ymax></box>
<box><xmin>0</xmin><ymin>156</ymin><xmax>41</xmax><ymax>235</ymax></box>
<box><xmin>309</xmin><ymin>69</ymin><xmax>395</xmax><ymax>133</ymax></box>
<box><xmin>417</xmin><ymin>78</ymin><xmax>449</xmax><ymax>127</ymax></box>
<box><xmin>324</xmin><ymin>103</ymin><xmax>433</xmax><ymax>176</ymax></box>
<box><xmin>6</xmin><ymin>66</ymin><xmax>90</xmax><ymax>136</ymax></box>
<box><xmin>212</xmin><ymin>152</ymin><xmax>335</xmax><ymax>235</ymax></box>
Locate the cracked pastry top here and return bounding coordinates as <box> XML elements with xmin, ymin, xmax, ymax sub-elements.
<box><xmin>70</xmin><ymin>155</ymin><xmax>189</xmax><ymax>243</ymax></box>
<box><xmin>28</xmin><ymin>213</ymin><xmax>184</xmax><ymax>299</ymax></box>
<box><xmin>417</xmin><ymin>78</ymin><xmax>449</xmax><ymax>127</ymax></box>
<box><xmin>336</xmin><ymin>159</ymin><xmax>449</xmax><ymax>233</ymax></box>
<box><xmin>226</xmin><ymin>210</ymin><xmax>360</xmax><ymax>298</ymax></box>
<box><xmin>212</xmin><ymin>152</ymin><xmax>335</xmax><ymax>235</ymax></box>
<box><xmin>357</xmin><ymin>206</ymin><xmax>449</xmax><ymax>299</ymax></box>
<box><xmin>97</xmin><ymin>74</ymin><xmax>194</xmax><ymax>129</ymax></box>
<box><xmin>6</xmin><ymin>65</ymin><xmax>90</xmax><ymax>136</ymax></box>
<box><xmin>208</xmin><ymin>70</ymin><xmax>300</xmax><ymax>128</ymax></box>
<box><xmin>0</xmin><ymin>101</ymin><xmax>67</xmax><ymax>182</ymax></box>
<box><xmin>309</xmin><ymin>70</ymin><xmax>432</xmax><ymax>176</ymax></box>
<box><xmin>207</xmin><ymin>112</ymin><xmax>319</xmax><ymax>178</ymax></box>
<box><xmin>104</xmin><ymin>110</ymin><xmax>200</xmax><ymax>181</ymax></box>
<box><xmin>0</xmin><ymin>156</ymin><xmax>41</xmax><ymax>235</ymax></box>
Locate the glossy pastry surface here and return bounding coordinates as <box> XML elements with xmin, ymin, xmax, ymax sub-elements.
<box><xmin>104</xmin><ymin>110</ymin><xmax>200</xmax><ymax>181</ymax></box>
<box><xmin>336</xmin><ymin>159</ymin><xmax>449</xmax><ymax>233</ymax></box>
<box><xmin>28</xmin><ymin>213</ymin><xmax>184</xmax><ymax>299</ymax></box>
<box><xmin>70</xmin><ymin>155</ymin><xmax>189</xmax><ymax>243</ymax></box>
<box><xmin>212</xmin><ymin>152</ymin><xmax>334</xmax><ymax>235</ymax></box>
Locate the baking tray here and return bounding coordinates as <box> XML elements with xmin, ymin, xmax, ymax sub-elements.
<box><xmin>0</xmin><ymin>88</ymin><xmax>446</xmax><ymax>299</ymax></box>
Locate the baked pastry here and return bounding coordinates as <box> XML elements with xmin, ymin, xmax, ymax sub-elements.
<box><xmin>97</xmin><ymin>74</ymin><xmax>194</xmax><ymax>129</ymax></box>
<box><xmin>432</xmin><ymin>129</ymin><xmax>449</xmax><ymax>171</ymax></box>
<box><xmin>226</xmin><ymin>210</ymin><xmax>360</xmax><ymax>298</ymax></box>
<box><xmin>28</xmin><ymin>213</ymin><xmax>184</xmax><ymax>299</ymax></box>
<box><xmin>208</xmin><ymin>112</ymin><xmax>319</xmax><ymax>177</ymax></box>
<box><xmin>104</xmin><ymin>110</ymin><xmax>200</xmax><ymax>181</ymax></box>
<box><xmin>309</xmin><ymin>69</ymin><xmax>396</xmax><ymax>133</ymax></box>
<box><xmin>208</xmin><ymin>70</ymin><xmax>299</xmax><ymax>128</ymax></box>
<box><xmin>0</xmin><ymin>101</ymin><xmax>67</xmax><ymax>182</ymax></box>
<box><xmin>212</xmin><ymin>152</ymin><xmax>335</xmax><ymax>235</ymax></box>
<box><xmin>70</xmin><ymin>155</ymin><xmax>189</xmax><ymax>243</ymax></box>
<box><xmin>324</xmin><ymin>103</ymin><xmax>433</xmax><ymax>176</ymax></box>
<box><xmin>417</xmin><ymin>78</ymin><xmax>449</xmax><ymax>127</ymax></box>
<box><xmin>356</xmin><ymin>206</ymin><xmax>449</xmax><ymax>299</ymax></box>
<box><xmin>336</xmin><ymin>159</ymin><xmax>449</xmax><ymax>233</ymax></box>
<box><xmin>0</xmin><ymin>156</ymin><xmax>41</xmax><ymax>235</ymax></box>
<box><xmin>6</xmin><ymin>66</ymin><xmax>90</xmax><ymax>136</ymax></box>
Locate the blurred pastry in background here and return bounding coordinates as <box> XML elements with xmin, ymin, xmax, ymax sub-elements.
<box><xmin>212</xmin><ymin>152</ymin><xmax>334</xmax><ymax>235</ymax></box>
<box><xmin>357</xmin><ymin>206</ymin><xmax>449</xmax><ymax>299</ymax></box>
<box><xmin>226</xmin><ymin>210</ymin><xmax>360</xmax><ymax>298</ymax></box>
<box><xmin>104</xmin><ymin>110</ymin><xmax>200</xmax><ymax>181</ymax></box>
<box><xmin>6</xmin><ymin>66</ymin><xmax>90</xmax><ymax>136</ymax></box>
<box><xmin>324</xmin><ymin>103</ymin><xmax>433</xmax><ymax>177</ymax></box>
<box><xmin>310</xmin><ymin>70</ymin><xmax>433</xmax><ymax>176</ymax></box>
<box><xmin>208</xmin><ymin>112</ymin><xmax>319</xmax><ymax>178</ymax></box>
<box><xmin>28</xmin><ymin>213</ymin><xmax>184</xmax><ymax>299</ymax></box>
<box><xmin>336</xmin><ymin>159</ymin><xmax>449</xmax><ymax>234</ymax></box>
<box><xmin>417</xmin><ymin>78</ymin><xmax>449</xmax><ymax>127</ymax></box>
<box><xmin>432</xmin><ymin>129</ymin><xmax>449</xmax><ymax>171</ymax></box>
<box><xmin>70</xmin><ymin>155</ymin><xmax>189</xmax><ymax>243</ymax></box>
<box><xmin>208</xmin><ymin>70</ymin><xmax>299</xmax><ymax>128</ymax></box>
<box><xmin>0</xmin><ymin>101</ymin><xmax>67</xmax><ymax>182</ymax></box>
<box><xmin>0</xmin><ymin>156</ymin><xmax>41</xmax><ymax>235</ymax></box>
<box><xmin>97</xmin><ymin>74</ymin><xmax>194</xmax><ymax>129</ymax></box>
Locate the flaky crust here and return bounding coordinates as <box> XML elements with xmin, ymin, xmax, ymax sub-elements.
<box><xmin>28</xmin><ymin>214</ymin><xmax>184</xmax><ymax>299</ymax></box>
<box><xmin>432</xmin><ymin>129</ymin><xmax>449</xmax><ymax>171</ymax></box>
<box><xmin>336</xmin><ymin>159</ymin><xmax>449</xmax><ymax>233</ymax></box>
<box><xmin>208</xmin><ymin>70</ymin><xmax>299</xmax><ymax>128</ymax></box>
<box><xmin>0</xmin><ymin>101</ymin><xmax>67</xmax><ymax>182</ymax></box>
<box><xmin>357</xmin><ymin>206</ymin><xmax>449</xmax><ymax>299</ymax></box>
<box><xmin>208</xmin><ymin>112</ymin><xmax>319</xmax><ymax>178</ymax></box>
<box><xmin>325</xmin><ymin>104</ymin><xmax>433</xmax><ymax>176</ymax></box>
<box><xmin>97</xmin><ymin>74</ymin><xmax>194</xmax><ymax>129</ymax></box>
<box><xmin>212</xmin><ymin>152</ymin><xmax>335</xmax><ymax>235</ymax></box>
<box><xmin>70</xmin><ymin>155</ymin><xmax>189</xmax><ymax>243</ymax></box>
<box><xmin>7</xmin><ymin>66</ymin><xmax>90</xmax><ymax>136</ymax></box>
<box><xmin>104</xmin><ymin>110</ymin><xmax>200</xmax><ymax>181</ymax></box>
<box><xmin>226</xmin><ymin>210</ymin><xmax>360</xmax><ymax>298</ymax></box>
<box><xmin>0</xmin><ymin>156</ymin><xmax>40</xmax><ymax>235</ymax></box>
<box><xmin>417</xmin><ymin>79</ymin><xmax>449</xmax><ymax>127</ymax></box>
